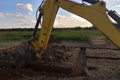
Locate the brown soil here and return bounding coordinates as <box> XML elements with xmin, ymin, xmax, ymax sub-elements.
<box><xmin>0</xmin><ymin>37</ymin><xmax>119</xmax><ymax>80</ymax></box>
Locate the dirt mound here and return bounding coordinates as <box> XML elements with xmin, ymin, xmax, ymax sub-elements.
<box><xmin>0</xmin><ymin>39</ymin><xmax>78</xmax><ymax>80</ymax></box>
<box><xmin>0</xmin><ymin>39</ymin><xmax>120</xmax><ymax>80</ymax></box>
<box><xmin>0</xmin><ymin>39</ymin><xmax>73</xmax><ymax>63</ymax></box>
<box><xmin>41</xmin><ymin>44</ymin><xmax>72</xmax><ymax>63</ymax></box>
<box><xmin>0</xmin><ymin>42</ymin><xmax>29</xmax><ymax>61</ymax></box>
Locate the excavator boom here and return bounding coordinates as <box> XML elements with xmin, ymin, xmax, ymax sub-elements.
<box><xmin>83</xmin><ymin>0</ymin><xmax>120</xmax><ymax>25</ymax></box>
<box><xmin>30</xmin><ymin>0</ymin><xmax>120</xmax><ymax>58</ymax></box>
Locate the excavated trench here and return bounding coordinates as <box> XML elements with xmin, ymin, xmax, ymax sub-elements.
<box><xmin>0</xmin><ymin>39</ymin><xmax>84</xmax><ymax>80</ymax></box>
<box><xmin>0</xmin><ymin>38</ymin><xmax>120</xmax><ymax>80</ymax></box>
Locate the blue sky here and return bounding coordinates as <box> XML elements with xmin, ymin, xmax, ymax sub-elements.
<box><xmin>0</xmin><ymin>0</ymin><xmax>120</xmax><ymax>29</ymax></box>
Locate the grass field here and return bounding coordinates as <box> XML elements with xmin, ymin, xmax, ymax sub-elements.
<box><xmin>52</xmin><ymin>29</ymin><xmax>102</xmax><ymax>42</ymax></box>
<box><xmin>0</xmin><ymin>29</ymin><xmax>103</xmax><ymax>42</ymax></box>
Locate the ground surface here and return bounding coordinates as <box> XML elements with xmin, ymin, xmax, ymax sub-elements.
<box><xmin>0</xmin><ymin>37</ymin><xmax>120</xmax><ymax>80</ymax></box>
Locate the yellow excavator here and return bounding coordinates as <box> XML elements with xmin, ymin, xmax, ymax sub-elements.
<box><xmin>15</xmin><ymin>0</ymin><xmax>120</xmax><ymax>67</ymax></box>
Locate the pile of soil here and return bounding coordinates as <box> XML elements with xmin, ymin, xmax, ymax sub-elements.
<box><xmin>41</xmin><ymin>43</ymin><xmax>72</xmax><ymax>63</ymax></box>
<box><xmin>0</xmin><ymin>39</ymin><xmax>73</xmax><ymax>63</ymax></box>
<box><xmin>0</xmin><ymin>37</ymin><xmax>119</xmax><ymax>80</ymax></box>
<box><xmin>0</xmin><ymin>39</ymin><xmax>75</xmax><ymax>79</ymax></box>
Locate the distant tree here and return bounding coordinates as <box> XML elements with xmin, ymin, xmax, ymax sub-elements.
<box><xmin>74</xmin><ymin>26</ymin><xmax>82</xmax><ymax>30</ymax></box>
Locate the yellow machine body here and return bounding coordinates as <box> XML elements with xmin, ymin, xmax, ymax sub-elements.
<box><xmin>31</xmin><ymin>0</ymin><xmax>120</xmax><ymax>58</ymax></box>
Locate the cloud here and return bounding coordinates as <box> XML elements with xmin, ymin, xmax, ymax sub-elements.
<box><xmin>16</xmin><ymin>3</ymin><xmax>33</xmax><ymax>12</ymax></box>
<box><xmin>54</xmin><ymin>14</ymin><xmax>92</xmax><ymax>28</ymax></box>
<box><xmin>109</xmin><ymin>0</ymin><xmax>120</xmax><ymax>1</ymax></box>
<box><xmin>114</xmin><ymin>4</ymin><xmax>120</xmax><ymax>8</ymax></box>
<box><xmin>1</xmin><ymin>19</ymin><xmax>36</xmax><ymax>29</ymax></box>
<box><xmin>18</xmin><ymin>19</ymin><xmax>36</xmax><ymax>27</ymax></box>
<box><xmin>104</xmin><ymin>0</ymin><xmax>119</xmax><ymax>1</ymax></box>
<box><xmin>0</xmin><ymin>12</ymin><xmax>4</xmax><ymax>18</ymax></box>
<box><xmin>6</xmin><ymin>13</ymin><xmax>28</xmax><ymax>18</ymax></box>
<box><xmin>19</xmin><ymin>19</ymin><xmax>35</xmax><ymax>24</ymax></box>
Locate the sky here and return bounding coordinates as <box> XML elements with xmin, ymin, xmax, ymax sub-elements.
<box><xmin>0</xmin><ymin>0</ymin><xmax>120</xmax><ymax>29</ymax></box>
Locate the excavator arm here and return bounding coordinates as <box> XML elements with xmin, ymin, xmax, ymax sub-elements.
<box><xmin>30</xmin><ymin>0</ymin><xmax>120</xmax><ymax>58</ymax></box>
<box><xmin>30</xmin><ymin>0</ymin><xmax>59</xmax><ymax>58</ymax></box>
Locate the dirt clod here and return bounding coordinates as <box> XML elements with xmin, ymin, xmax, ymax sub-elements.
<box><xmin>41</xmin><ymin>44</ymin><xmax>72</xmax><ymax>63</ymax></box>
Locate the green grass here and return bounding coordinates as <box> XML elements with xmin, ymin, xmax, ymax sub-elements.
<box><xmin>0</xmin><ymin>31</ymin><xmax>32</xmax><ymax>42</ymax></box>
<box><xmin>52</xmin><ymin>33</ymin><xmax>90</xmax><ymax>42</ymax></box>
<box><xmin>0</xmin><ymin>29</ymin><xmax>103</xmax><ymax>42</ymax></box>
<box><xmin>52</xmin><ymin>30</ymin><xmax>102</xmax><ymax>42</ymax></box>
